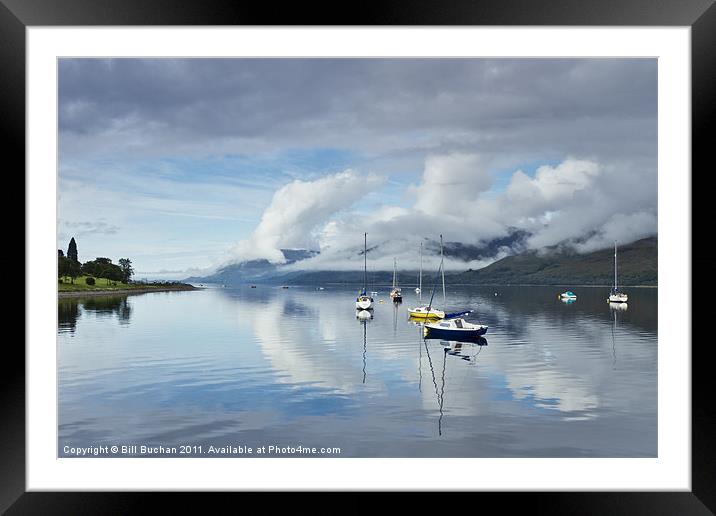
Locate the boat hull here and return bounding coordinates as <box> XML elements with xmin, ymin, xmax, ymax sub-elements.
<box><xmin>608</xmin><ymin>294</ymin><xmax>628</xmax><ymax>303</ymax></box>
<box><xmin>424</xmin><ymin>325</ymin><xmax>488</xmax><ymax>339</ymax></box>
<box><xmin>356</xmin><ymin>296</ymin><xmax>374</xmax><ymax>310</ymax></box>
<box><xmin>408</xmin><ymin>307</ymin><xmax>444</xmax><ymax>320</ymax></box>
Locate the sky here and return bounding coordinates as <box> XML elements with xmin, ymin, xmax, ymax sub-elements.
<box><xmin>57</xmin><ymin>58</ymin><xmax>657</xmax><ymax>279</ymax></box>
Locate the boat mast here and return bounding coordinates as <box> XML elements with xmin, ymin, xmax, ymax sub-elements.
<box><xmin>419</xmin><ymin>242</ymin><xmax>423</xmax><ymax>301</ymax></box>
<box><xmin>440</xmin><ymin>234</ymin><xmax>446</xmax><ymax>308</ymax></box>
<box><xmin>614</xmin><ymin>241</ymin><xmax>617</xmax><ymax>291</ymax></box>
<box><xmin>393</xmin><ymin>258</ymin><xmax>397</xmax><ymax>289</ymax></box>
<box><xmin>364</xmin><ymin>233</ymin><xmax>367</xmax><ymax>294</ymax></box>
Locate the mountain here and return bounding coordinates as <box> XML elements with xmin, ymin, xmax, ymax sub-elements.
<box><xmin>441</xmin><ymin>229</ymin><xmax>530</xmax><ymax>261</ymax></box>
<box><xmin>450</xmin><ymin>236</ymin><xmax>657</xmax><ymax>286</ymax></box>
<box><xmin>187</xmin><ymin>236</ymin><xmax>657</xmax><ymax>287</ymax></box>
<box><xmin>185</xmin><ymin>249</ymin><xmax>318</xmax><ymax>284</ymax></box>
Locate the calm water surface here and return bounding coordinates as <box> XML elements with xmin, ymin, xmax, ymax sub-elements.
<box><xmin>58</xmin><ymin>285</ymin><xmax>657</xmax><ymax>457</ymax></box>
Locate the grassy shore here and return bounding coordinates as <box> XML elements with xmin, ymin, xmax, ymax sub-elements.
<box><xmin>58</xmin><ymin>276</ymin><xmax>198</xmax><ymax>296</ymax></box>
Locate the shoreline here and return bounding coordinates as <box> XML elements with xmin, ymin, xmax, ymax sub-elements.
<box><xmin>58</xmin><ymin>285</ymin><xmax>200</xmax><ymax>298</ymax></box>
<box><xmin>280</xmin><ymin>283</ymin><xmax>658</xmax><ymax>288</ymax></box>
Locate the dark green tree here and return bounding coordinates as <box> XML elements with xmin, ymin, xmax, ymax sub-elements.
<box><xmin>58</xmin><ymin>255</ymin><xmax>70</xmax><ymax>282</ymax></box>
<box><xmin>58</xmin><ymin>249</ymin><xmax>64</xmax><ymax>258</ymax></box>
<box><xmin>66</xmin><ymin>258</ymin><xmax>81</xmax><ymax>284</ymax></box>
<box><xmin>118</xmin><ymin>258</ymin><xmax>134</xmax><ymax>283</ymax></box>
<box><xmin>67</xmin><ymin>237</ymin><xmax>78</xmax><ymax>263</ymax></box>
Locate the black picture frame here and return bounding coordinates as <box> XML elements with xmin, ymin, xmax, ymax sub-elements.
<box><xmin>4</xmin><ymin>0</ymin><xmax>712</xmax><ymax>512</ymax></box>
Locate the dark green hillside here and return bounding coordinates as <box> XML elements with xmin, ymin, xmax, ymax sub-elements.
<box><xmin>451</xmin><ymin>237</ymin><xmax>657</xmax><ymax>286</ymax></box>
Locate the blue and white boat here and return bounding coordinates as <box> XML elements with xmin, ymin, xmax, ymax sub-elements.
<box><xmin>560</xmin><ymin>291</ymin><xmax>577</xmax><ymax>300</ymax></box>
<box><xmin>424</xmin><ymin>317</ymin><xmax>488</xmax><ymax>339</ymax></box>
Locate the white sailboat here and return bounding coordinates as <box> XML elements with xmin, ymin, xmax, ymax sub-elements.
<box><xmin>390</xmin><ymin>258</ymin><xmax>402</xmax><ymax>302</ymax></box>
<box><xmin>355</xmin><ymin>233</ymin><xmax>374</xmax><ymax>310</ymax></box>
<box><xmin>608</xmin><ymin>241</ymin><xmax>628</xmax><ymax>303</ymax></box>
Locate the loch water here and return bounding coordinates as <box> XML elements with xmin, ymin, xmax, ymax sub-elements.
<box><xmin>58</xmin><ymin>285</ymin><xmax>657</xmax><ymax>457</ymax></box>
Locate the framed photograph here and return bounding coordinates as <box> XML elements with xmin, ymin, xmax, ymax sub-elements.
<box><xmin>6</xmin><ymin>0</ymin><xmax>712</xmax><ymax>511</ymax></box>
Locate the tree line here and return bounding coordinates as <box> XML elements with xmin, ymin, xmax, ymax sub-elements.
<box><xmin>58</xmin><ymin>237</ymin><xmax>134</xmax><ymax>285</ymax></box>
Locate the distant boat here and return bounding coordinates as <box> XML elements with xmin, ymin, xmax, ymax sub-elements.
<box><xmin>355</xmin><ymin>233</ymin><xmax>374</xmax><ymax>310</ymax></box>
<box><xmin>560</xmin><ymin>291</ymin><xmax>577</xmax><ymax>300</ymax></box>
<box><xmin>282</xmin><ymin>285</ymin><xmax>289</xmax><ymax>289</ymax></box>
<box><xmin>250</xmin><ymin>285</ymin><xmax>257</xmax><ymax>288</ymax></box>
<box><xmin>608</xmin><ymin>241</ymin><xmax>628</xmax><ymax>303</ymax></box>
<box><xmin>389</xmin><ymin>258</ymin><xmax>402</xmax><ymax>303</ymax></box>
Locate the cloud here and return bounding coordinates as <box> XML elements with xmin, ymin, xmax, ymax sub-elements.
<box><xmin>413</xmin><ymin>153</ymin><xmax>493</xmax><ymax>216</ymax></box>
<box><xmin>227</xmin><ymin>170</ymin><xmax>384</xmax><ymax>263</ymax></box>
<box><xmin>265</xmin><ymin>154</ymin><xmax>656</xmax><ymax>272</ymax></box>
<box><xmin>58</xmin><ymin>220</ymin><xmax>120</xmax><ymax>242</ymax></box>
<box><xmin>58</xmin><ymin>58</ymin><xmax>657</xmax><ymax>276</ymax></box>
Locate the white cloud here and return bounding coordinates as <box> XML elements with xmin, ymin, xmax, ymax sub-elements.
<box><xmin>228</xmin><ymin>170</ymin><xmax>384</xmax><ymax>263</ymax></box>
<box><xmin>216</xmin><ymin>152</ymin><xmax>656</xmax><ymax>276</ymax></box>
<box><xmin>413</xmin><ymin>153</ymin><xmax>493</xmax><ymax>216</ymax></box>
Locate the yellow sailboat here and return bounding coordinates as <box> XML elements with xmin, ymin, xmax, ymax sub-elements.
<box><xmin>408</xmin><ymin>236</ymin><xmax>446</xmax><ymax>321</ymax></box>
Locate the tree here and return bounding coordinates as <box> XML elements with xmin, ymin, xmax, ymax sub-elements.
<box><xmin>67</xmin><ymin>237</ymin><xmax>78</xmax><ymax>263</ymax></box>
<box><xmin>81</xmin><ymin>257</ymin><xmax>123</xmax><ymax>285</ymax></box>
<box><xmin>118</xmin><ymin>258</ymin><xmax>134</xmax><ymax>283</ymax></box>
<box><xmin>58</xmin><ymin>255</ymin><xmax>70</xmax><ymax>282</ymax></box>
<box><xmin>58</xmin><ymin>249</ymin><xmax>64</xmax><ymax>258</ymax></box>
<box><xmin>66</xmin><ymin>258</ymin><xmax>81</xmax><ymax>284</ymax></box>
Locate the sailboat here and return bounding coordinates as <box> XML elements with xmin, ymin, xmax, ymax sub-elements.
<box><xmin>408</xmin><ymin>235</ymin><xmax>472</xmax><ymax>321</ymax></box>
<box><xmin>608</xmin><ymin>241</ymin><xmax>628</xmax><ymax>303</ymax></box>
<box><xmin>408</xmin><ymin>237</ymin><xmax>446</xmax><ymax>320</ymax></box>
<box><xmin>390</xmin><ymin>258</ymin><xmax>402</xmax><ymax>302</ymax></box>
<box><xmin>423</xmin><ymin>235</ymin><xmax>487</xmax><ymax>338</ymax></box>
<box><xmin>415</xmin><ymin>242</ymin><xmax>422</xmax><ymax>296</ymax></box>
<box><xmin>355</xmin><ymin>233</ymin><xmax>374</xmax><ymax>310</ymax></box>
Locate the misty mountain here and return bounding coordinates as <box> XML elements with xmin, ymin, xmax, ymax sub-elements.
<box><xmin>186</xmin><ymin>235</ymin><xmax>657</xmax><ymax>287</ymax></box>
<box><xmin>451</xmin><ymin>236</ymin><xmax>657</xmax><ymax>286</ymax></box>
<box><xmin>271</xmin><ymin>236</ymin><xmax>657</xmax><ymax>287</ymax></box>
<box><xmin>185</xmin><ymin>249</ymin><xmax>318</xmax><ymax>284</ymax></box>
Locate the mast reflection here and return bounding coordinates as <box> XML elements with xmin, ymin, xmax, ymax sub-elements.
<box><xmin>357</xmin><ymin>310</ymin><xmax>372</xmax><ymax>383</ymax></box>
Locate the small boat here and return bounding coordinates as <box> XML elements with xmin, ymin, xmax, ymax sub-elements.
<box><xmin>281</xmin><ymin>285</ymin><xmax>289</xmax><ymax>289</ymax></box>
<box><xmin>560</xmin><ymin>291</ymin><xmax>577</xmax><ymax>300</ymax></box>
<box><xmin>250</xmin><ymin>285</ymin><xmax>257</xmax><ymax>288</ymax></box>
<box><xmin>424</xmin><ymin>317</ymin><xmax>488</xmax><ymax>339</ymax></box>
<box><xmin>389</xmin><ymin>258</ymin><xmax>402</xmax><ymax>303</ymax></box>
<box><xmin>355</xmin><ymin>233</ymin><xmax>374</xmax><ymax>310</ymax></box>
<box><xmin>608</xmin><ymin>241</ymin><xmax>628</xmax><ymax>303</ymax></box>
<box><xmin>408</xmin><ymin>306</ymin><xmax>446</xmax><ymax>320</ymax></box>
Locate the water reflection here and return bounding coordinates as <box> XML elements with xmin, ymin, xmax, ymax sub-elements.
<box><xmin>58</xmin><ymin>299</ymin><xmax>81</xmax><ymax>333</ymax></box>
<box><xmin>58</xmin><ymin>295</ymin><xmax>132</xmax><ymax>333</ymax></box>
<box><xmin>609</xmin><ymin>303</ymin><xmax>626</xmax><ymax>367</ymax></box>
<box><xmin>422</xmin><ymin>335</ymin><xmax>489</xmax><ymax>436</ymax></box>
<box><xmin>357</xmin><ymin>310</ymin><xmax>372</xmax><ymax>384</ymax></box>
<box><xmin>58</xmin><ymin>285</ymin><xmax>657</xmax><ymax>457</ymax></box>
